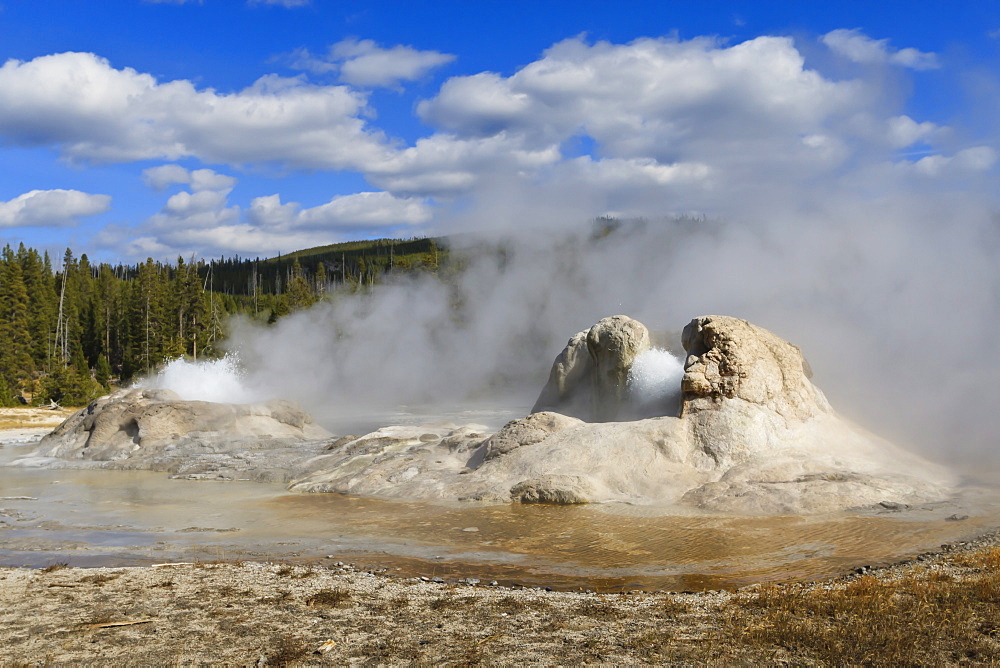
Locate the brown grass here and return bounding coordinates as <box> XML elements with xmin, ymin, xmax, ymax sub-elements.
<box><xmin>722</xmin><ymin>562</ymin><xmax>1000</xmax><ymax>665</ymax></box>
<box><xmin>261</xmin><ymin>636</ymin><xmax>311</xmax><ymax>665</ymax></box>
<box><xmin>304</xmin><ymin>588</ymin><xmax>352</xmax><ymax>607</ymax></box>
<box><xmin>78</xmin><ymin>573</ymin><xmax>119</xmax><ymax>585</ymax></box>
<box><xmin>40</xmin><ymin>563</ymin><xmax>68</xmax><ymax>573</ymax></box>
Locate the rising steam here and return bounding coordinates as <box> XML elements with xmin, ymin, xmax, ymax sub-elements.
<box><xmin>136</xmin><ymin>31</ymin><xmax>1000</xmax><ymax>466</ymax></box>
<box><xmin>196</xmin><ymin>202</ymin><xmax>1000</xmax><ymax>468</ymax></box>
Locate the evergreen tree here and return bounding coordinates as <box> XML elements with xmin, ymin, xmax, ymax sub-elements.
<box><xmin>0</xmin><ymin>246</ymin><xmax>35</xmax><ymax>403</ymax></box>
<box><xmin>286</xmin><ymin>258</ymin><xmax>315</xmax><ymax>311</ymax></box>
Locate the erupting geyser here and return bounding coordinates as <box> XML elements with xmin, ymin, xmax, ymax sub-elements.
<box><xmin>140</xmin><ymin>353</ymin><xmax>260</xmax><ymax>404</ymax></box>
<box><xmin>28</xmin><ymin>314</ymin><xmax>956</xmax><ymax>514</ymax></box>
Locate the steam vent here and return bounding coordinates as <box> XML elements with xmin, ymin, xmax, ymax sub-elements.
<box><xmin>29</xmin><ymin>315</ymin><xmax>956</xmax><ymax>515</ymax></box>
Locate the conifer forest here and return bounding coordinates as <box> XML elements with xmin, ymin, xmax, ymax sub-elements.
<box><xmin>0</xmin><ymin>237</ymin><xmax>443</xmax><ymax>406</ymax></box>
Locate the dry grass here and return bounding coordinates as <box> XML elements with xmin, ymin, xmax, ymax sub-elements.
<box><xmin>40</xmin><ymin>563</ymin><xmax>68</xmax><ymax>573</ymax></box>
<box><xmin>0</xmin><ymin>419</ymin><xmax>50</xmax><ymax>430</ymax></box>
<box><xmin>304</xmin><ymin>588</ymin><xmax>352</xmax><ymax>607</ymax></box>
<box><xmin>722</xmin><ymin>562</ymin><xmax>1000</xmax><ymax>664</ymax></box>
<box><xmin>261</xmin><ymin>635</ymin><xmax>312</xmax><ymax>665</ymax></box>
<box><xmin>78</xmin><ymin>573</ymin><xmax>119</xmax><ymax>585</ymax></box>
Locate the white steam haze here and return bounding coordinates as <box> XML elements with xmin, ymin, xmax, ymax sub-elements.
<box><xmin>140</xmin><ymin>32</ymin><xmax>1000</xmax><ymax>465</ymax></box>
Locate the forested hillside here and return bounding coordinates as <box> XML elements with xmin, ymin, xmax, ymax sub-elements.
<box><xmin>0</xmin><ymin>237</ymin><xmax>446</xmax><ymax>406</ymax></box>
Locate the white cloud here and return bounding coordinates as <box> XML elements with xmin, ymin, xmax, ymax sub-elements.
<box><xmin>0</xmin><ymin>52</ymin><xmax>391</xmax><ymax>169</ymax></box>
<box><xmin>0</xmin><ymin>189</ymin><xmax>110</xmax><ymax>228</ymax></box>
<box><xmin>367</xmin><ymin>132</ymin><xmax>561</xmax><ymax>196</ymax></box>
<box><xmin>822</xmin><ymin>29</ymin><xmax>940</xmax><ymax>70</ymax></box>
<box><xmin>7</xmin><ymin>32</ymin><xmax>994</xmax><ymax>260</ymax></box>
<box><xmin>123</xmin><ymin>162</ymin><xmax>431</xmax><ymax>257</ymax></box>
<box><xmin>886</xmin><ymin>115</ymin><xmax>938</xmax><ymax>148</ymax></box>
<box><xmin>401</xmin><ymin>34</ymin><xmax>871</xmax><ymax>208</ymax></box>
<box><xmin>300</xmin><ymin>192</ymin><xmax>431</xmax><ymax>227</ymax></box>
<box><xmin>142</xmin><ymin>164</ymin><xmax>237</xmax><ymax>192</ymax></box>
<box><xmin>559</xmin><ymin>156</ymin><xmax>711</xmax><ymax>187</ymax></box>
<box><xmin>248</xmin><ymin>191</ymin><xmax>431</xmax><ymax>229</ymax></box>
<box><xmin>913</xmin><ymin>146</ymin><xmax>998</xmax><ymax>176</ymax></box>
<box><xmin>142</xmin><ymin>164</ymin><xmax>191</xmax><ymax>190</ymax></box>
<box><xmin>332</xmin><ymin>38</ymin><xmax>455</xmax><ymax>88</ymax></box>
<box><xmin>419</xmin><ymin>36</ymin><xmax>860</xmax><ymax>156</ymax></box>
<box><xmin>286</xmin><ymin>39</ymin><xmax>455</xmax><ymax>89</ymax></box>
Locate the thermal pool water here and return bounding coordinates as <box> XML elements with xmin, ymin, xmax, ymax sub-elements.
<box><xmin>2</xmin><ymin>432</ymin><xmax>997</xmax><ymax>591</ymax></box>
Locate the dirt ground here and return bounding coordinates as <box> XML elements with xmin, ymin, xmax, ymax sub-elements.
<box><xmin>2</xmin><ymin>532</ymin><xmax>1000</xmax><ymax>666</ymax></box>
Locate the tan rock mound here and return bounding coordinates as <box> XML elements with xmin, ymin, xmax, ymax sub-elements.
<box><xmin>30</xmin><ymin>388</ymin><xmax>331</xmax><ymax>481</ymax></box>
<box><xmin>532</xmin><ymin>315</ymin><xmax>650</xmax><ymax>421</ymax></box>
<box><xmin>291</xmin><ymin>315</ymin><xmax>955</xmax><ymax>514</ymax></box>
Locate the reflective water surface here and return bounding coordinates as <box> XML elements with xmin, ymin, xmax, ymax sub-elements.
<box><xmin>2</xmin><ymin>435</ymin><xmax>998</xmax><ymax>591</ymax></box>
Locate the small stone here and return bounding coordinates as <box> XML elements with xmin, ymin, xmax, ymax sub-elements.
<box><xmin>461</xmin><ymin>527</ymin><xmax>479</xmax><ymax>532</ymax></box>
<box><xmin>879</xmin><ymin>501</ymin><xmax>908</xmax><ymax>510</ymax></box>
<box><xmin>945</xmin><ymin>514</ymin><xmax>969</xmax><ymax>522</ymax></box>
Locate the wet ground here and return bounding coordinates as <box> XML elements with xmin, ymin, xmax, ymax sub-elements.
<box><xmin>3</xmin><ymin>427</ymin><xmax>997</xmax><ymax>592</ymax></box>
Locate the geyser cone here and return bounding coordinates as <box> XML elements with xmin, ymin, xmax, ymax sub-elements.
<box><xmin>288</xmin><ymin>314</ymin><xmax>956</xmax><ymax>514</ymax></box>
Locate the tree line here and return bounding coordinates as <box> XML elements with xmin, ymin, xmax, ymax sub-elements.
<box><xmin>0</xmin><ymin>238</ymin><xmax>445</xmax><ymax>406</ymax></box>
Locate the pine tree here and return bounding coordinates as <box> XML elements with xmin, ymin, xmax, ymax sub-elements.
<box><xmin>286</xmin><ymin>258</ymin><xmax>315</xmax><ymax>311</ymax></box>
<box><xmin>0</xmin><ymin>246</ymin><xmax>35</xmax><ymax>402</ymax></box>
<box><xmin>19</xmin><ymin>245</ymin><xmax>56</xmax><ymax>371</ymax></box>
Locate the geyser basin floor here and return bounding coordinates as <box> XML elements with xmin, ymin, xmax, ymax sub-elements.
<box><xmin>2</xmin><ymin>442</ymin><xmax>996</xmax><ymax>591</ymax></box>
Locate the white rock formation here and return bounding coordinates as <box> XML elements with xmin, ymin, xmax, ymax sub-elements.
<box><xmin>28</xmin><ymin>388</ymin><xmax>331</xmax><ymax>481</ymax></box>
<box><xmin>290</xmin><ymin>315</ymin><xmax>956</xmax><ymax>513</ymax></box>
<box><xmin>532</xmin><ymin>315</ymin><xmax>651</xmax><ymax>421</ymax></box>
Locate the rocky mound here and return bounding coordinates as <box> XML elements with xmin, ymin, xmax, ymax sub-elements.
<box><xmin>290</xmin><ymin>315</ymin><xmax>955</xmax><ymax>513</ymax></box>
<box><xmin>25</xmin><ymin>388</ymin><xmax>332</xmax><ymax>482</ymax></box>
<box><xmin>532</xmin><ymin>315</ymin><xmax>651</xmax><ymax>421</ymax></box>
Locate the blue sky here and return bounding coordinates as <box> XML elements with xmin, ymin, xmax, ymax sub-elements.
<box><xmin>0</xmin><ymin>0</ymin><xmax>997</xmax><ymax>262</ymax></box>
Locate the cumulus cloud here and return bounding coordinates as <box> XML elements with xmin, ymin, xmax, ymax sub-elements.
<box><xmin>6</xmin><ymin>33</ymin><xmax>996</xmax><ymax>261</ymax></box>
<box><xmin>142</xmin><ymin>164</ymin><xmax>237</xmax><ymax>192</ymax></box>
<box><xmin>332</xmin><ymin>38</ymin><xmax>455</xmax><ymax>88</ymax></box>
<box><xmin>0</xmin><ymin>34</ymin><xmax>971</xmax><ymax>223</ymax></box>
<box><xmin>248</xmin><ymin>191</ymin><xmax>432</xmax><ymax>229</ymax></box>
<box><xmin>420</xmin><ymin>36</ymin><xmax>859</xmax><ymax>148</ymax></box>
<box><xmin>286</xmin><ymin>38</ymin><xmax>455</xmax><ymax>88</ymax></box>
<box><xmin>0</xmin><ymin>189</ymin><xmax>110</xmax><ymax>228</ymax></box>
<box><xmin>366</xmin><ymin>132</ymin><xmax>561</xmax><ymax>196</ymax></box>
<box><xmin>886</xmin><ymin>115</ymin><xmax>939</xmax><ymax>148</ymax></box>
<box><xmin>912</xmin><ymin>146</ymin><xmax>998</xmax><ymax>176</ymax></box>
<box><xmin>822</xmin><ymin>29</ymin><xmax>940</xmax><ymax>70</ymax></box>
<box><xmin>398</xmin><ymin>35</ymin><xmax>877</xmax><ymax>222</ymax></box>
<box><xmin>0</xmin><ymin>52</ymin><xmax>390</xmax><ymax>169</ymax></box>
<box><xmin>117</xmin><ymin>163</ymin><xmax>431</xmax><ymax>257</ymax></box>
